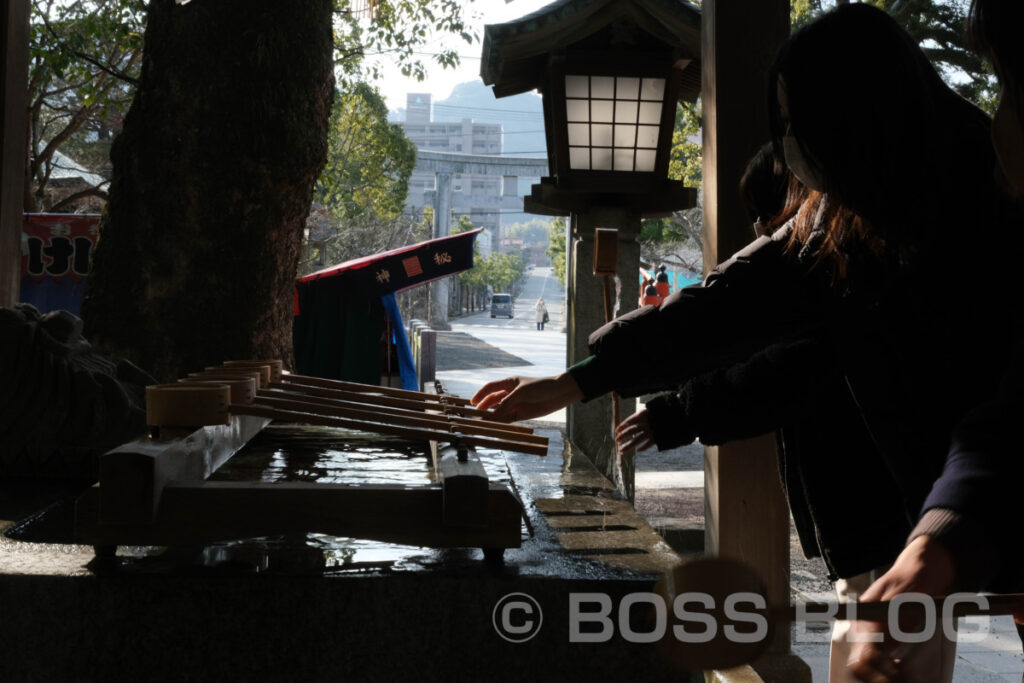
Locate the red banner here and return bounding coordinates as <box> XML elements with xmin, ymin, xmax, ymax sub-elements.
<box><xmin>20</xmin><ymin>214</ymin><xmax>101</xmax><ymax>315</ymax></box>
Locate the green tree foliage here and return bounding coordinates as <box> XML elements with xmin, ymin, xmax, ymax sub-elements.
<box><xmin>668</xmin><ymin>100</ymin><xmax>702</xmax><ymax>188</ymax></box>
<box><xmin>451</xmin><ymin>215</ymin><xmax>487</xmax><ymax>312</ymax></box>
<box><xmin>504</xmin><ymin>218</ymin><xmax>554</xmax><ymax>247</ymax></box>
<box><xmin>645</xmin><ymin>99</ymin><xmax>703</xmax><ymax>274</ymax></box>
<box><xmin>453</xmin><ymin>214</ymin><xmax>526</xmax><ymax>303</ymax></box>
<box><xmin>300</xmin><ymin>80</ymin><xmax>438</xmax><ymax>275</ymax></box>
<box><xmin>791</xmin><ymin>0</ymin><xmax>824</xmax><ymax>29</ymax></box>
<box><xmin>296</xmin><ymin>1</ymin><xmax>477</xmax><ymax>272</ymax></box>
<box><xmin>547</xmin><ymin>217</ymin><xmax>567</xmax><ymax>286</ymax></box>
<box><xmin>451</xmin><ymin>214</ymin><xmax>475</xmax><ymax>234</ymax></box>
<box><xmin>315</xmin><ymin>82</ymin><xmax>416</xmax><ymax>222</ymax></box>
<box><xmin>27</xmin><ymin>0</ymin><xmax>146</xmax><ymax>211</ymax></box>
<box><xmin>332</xmin><ymin>0</ymin><xmax>475</xmax><ymax>86</ymax></box>
<box><xmin>481</xmin><ymin>251</ymin><xmax>526</xmax><ymax>294</ymax></box>
<box><xmin>30</xmin><ymin>0</ymin><xmax>474</xmax><ymax>212</ymax></box>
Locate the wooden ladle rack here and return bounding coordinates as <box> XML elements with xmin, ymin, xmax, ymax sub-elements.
<box><xmin>75</xmin><ymin>360</ymin><xmax>538</xmax><ymax>559</ymax></box>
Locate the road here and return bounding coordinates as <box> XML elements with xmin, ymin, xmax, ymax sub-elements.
<box><xmin>471</xmin><ymin>266</ymin><xmax>564</xmax><ymax>331</ymax></box>
<box><xmin>437</xmin><ymin>267</ymin><xmax>568</xmax><ymax>422</ymax></box>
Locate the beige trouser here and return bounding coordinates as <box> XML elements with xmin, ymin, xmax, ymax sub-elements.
<box><xmin>829</xmin><ymin>568</ymin><xmax>957</xmax><ymax>683</ymax></box>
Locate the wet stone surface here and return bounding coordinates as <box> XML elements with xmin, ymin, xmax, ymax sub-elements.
<box><xmin>0</xmin><ymin>424</ymin><xmax>671</xmax><ymax>583</ymax></box>
<box><xmin>210</xmin><ymin>425</ymin><xmax>511</xmax><ymax>487</ymax></box>
<box><xmin>0</xmin><ymin>423</ymin><xmax>695</xmax><ymax>681</ymax></box>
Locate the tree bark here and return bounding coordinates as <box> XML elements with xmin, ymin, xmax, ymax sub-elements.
<box><xmin>82</xmin><ymin>0</ymin><xmax>334</xmax><ymax>381</ymax></box>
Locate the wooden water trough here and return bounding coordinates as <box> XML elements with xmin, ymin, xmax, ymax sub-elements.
<box><xmin>75</xmin><ymin>361</ymin><xmax>542</xmax><ymax>560</ymax></box>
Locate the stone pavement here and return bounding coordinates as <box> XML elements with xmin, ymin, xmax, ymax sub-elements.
<box><xmin>435</xmin><ymin>298</ymin><xmax>1023</xmax><ymax>682</ymax></box>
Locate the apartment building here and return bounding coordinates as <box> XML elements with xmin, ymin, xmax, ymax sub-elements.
<box><xmin>402</xmin><ymin>93</ymin><xmax>503</xmax><ymax>239</ymax></box>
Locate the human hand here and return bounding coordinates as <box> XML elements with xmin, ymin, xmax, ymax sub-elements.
<box><xmin>470</xmin><ymin>373</ymin><xmax>583</xmax><ymax>422</ymax></box>
<box><xmin>848</xmin><ymin>535</ymin><xmax>956</xmax><ymax>682</ymax></box>
<box><xmin>615</xmin><ymin>409</ymin><xmax>656</xmax><ymax>453</ymax></box>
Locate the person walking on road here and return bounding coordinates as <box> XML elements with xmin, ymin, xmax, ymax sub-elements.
<box><xmin>535</xmin><ymin>298</ymin><xmax>548</xmax><ymax>331</ymax></box>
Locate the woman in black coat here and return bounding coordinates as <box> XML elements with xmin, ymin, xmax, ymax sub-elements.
<box><xmin>477</xmin><ymin>8</ymin><xmax>1017</xmax><ymax>555</ymax></box>
<box><xmin>849</xmin><ymin>0</ymin><xmax>1024</xmax><ymax>679</ymax></box>
<box><xmin>473</xmin><ymin>6</ymin><xmax>1020</xmax><ymax>680</ymax></box>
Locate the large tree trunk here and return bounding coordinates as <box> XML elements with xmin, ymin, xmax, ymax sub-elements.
<box><xmin>82</xmin><ymin>0</ymin><xmax>333</xmax><ymax>381</ymax></box>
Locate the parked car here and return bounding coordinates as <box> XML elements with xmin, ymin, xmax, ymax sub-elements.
<box><xmin>490</xmin><ymin>293</ymin><xmax>513</xmax><ymax>318</ymax></box>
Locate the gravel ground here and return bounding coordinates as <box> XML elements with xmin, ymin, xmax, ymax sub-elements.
<box><xmin>635</xmin><ymin>440</ymin><xmax>834</xmax><ymax>598</ymax></box>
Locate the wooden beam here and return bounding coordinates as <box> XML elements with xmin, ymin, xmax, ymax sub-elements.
<box><xmin>435</xmin><ymin>444</ymin><xmax>489</xmax><ymax>528</ymax></box>
<box><xmin>77</xmin><ymin>480</ymin><xmax>523</xmax><ymax>549</ymax></box>
<box><xmin>0</xmin><ymin>0</ymin><xmax>28</xmax><ymax>307</ymax></box>
<box><xmin>98</xmin><ymin>414</ymin><xmax>269</xmax><ymax>524</ymax></box>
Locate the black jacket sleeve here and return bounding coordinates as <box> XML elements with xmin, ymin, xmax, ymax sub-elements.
<box><xmin>643</xmin><ymin>333</ymin><xmax>839</xmax><ymax>450</ymax></box>
<box><xmin>570</xmin><ymin>227</ymin><xmax>824</xmax><ymax>401</ymax></box>
<box><xmin>913</xmin><ymin>341</ymin><xmax>1024</xmax><ymax>591</ymax></box>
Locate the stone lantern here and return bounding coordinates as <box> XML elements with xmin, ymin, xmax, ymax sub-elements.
<box><xmin>481</xmin><ymin>0</ymin><xmax>701</xmax><ymax>487</ymax></box>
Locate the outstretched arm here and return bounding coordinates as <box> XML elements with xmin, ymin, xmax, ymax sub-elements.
<box><xmin>475</xmin><ymin>227</ymin><xmax>819</xmax><ymax>423</ymax></box>
<box><xmin>574</xmin><ymin>229</ymin><xmax>820</xmax><ymax>400</ymax></box>
<box><xmin>471</xmin><ymin>372</ymin><xmax>584</xmax><ymax>422</ymax></box>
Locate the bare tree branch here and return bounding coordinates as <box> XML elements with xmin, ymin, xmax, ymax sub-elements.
<box><xmin>47</xmin><ymin>185</ymin><xmax>110</xmax><ymax>212</ymax></box>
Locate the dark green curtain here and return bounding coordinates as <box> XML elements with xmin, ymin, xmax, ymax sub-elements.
<box><xmin>292</xmin><ymin>276</ymin><xmax>384</xmax><ymax>383</ymax></box>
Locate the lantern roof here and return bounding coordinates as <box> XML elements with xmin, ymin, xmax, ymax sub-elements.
<box><xmin>481</xmin><ymin>0</ymin><xmax>701</xmax><ymax>101</ymax></box>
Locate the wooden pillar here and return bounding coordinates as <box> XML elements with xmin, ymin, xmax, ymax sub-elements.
<box><xmin>702</xmin><ymin>1</ymin><xmax>810</xmax><ymax>679</ymax></box>
<box><xmin>0</xmin><ymin>0</ymin><xmax>28</xmax><ymax>307</ymax></box>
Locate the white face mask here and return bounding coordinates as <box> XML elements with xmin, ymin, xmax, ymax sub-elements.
<box><xmin>783</xmin><ymin>135</ymin><xmax>827</xmax><ymax>192</ymax></box>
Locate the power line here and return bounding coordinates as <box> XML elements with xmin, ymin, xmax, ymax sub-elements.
<box><xmin>406</xmin><ymin>103</ymin><xmax>542</xmax><ymax>116</ymax></box>
<box><xmin>431</xmin><ymin>103</ymin><xmax>542</xmax><ymax>115</ymax></box>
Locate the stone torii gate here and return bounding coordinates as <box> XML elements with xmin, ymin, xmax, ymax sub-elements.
<box><xmin>412</xmin><ymin>149</ymin><xmax>548</xmax><ymax>329</ymax></box>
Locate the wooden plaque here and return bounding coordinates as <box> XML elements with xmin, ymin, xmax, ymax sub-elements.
<box><xmin>593</xmin><ymin>228</ymin><xmax>618</xmax><ymax>275</ymax></box>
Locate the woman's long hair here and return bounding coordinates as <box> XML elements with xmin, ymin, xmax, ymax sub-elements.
<box><xmin>739</xmin><ymin>142</ymin><xmax>790</xmax><ymax>226</ymax></box>
<box><xmin>768</xmin><ymin>4</ymin><xmax>997</xmax><ymax>272</ymax></box>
